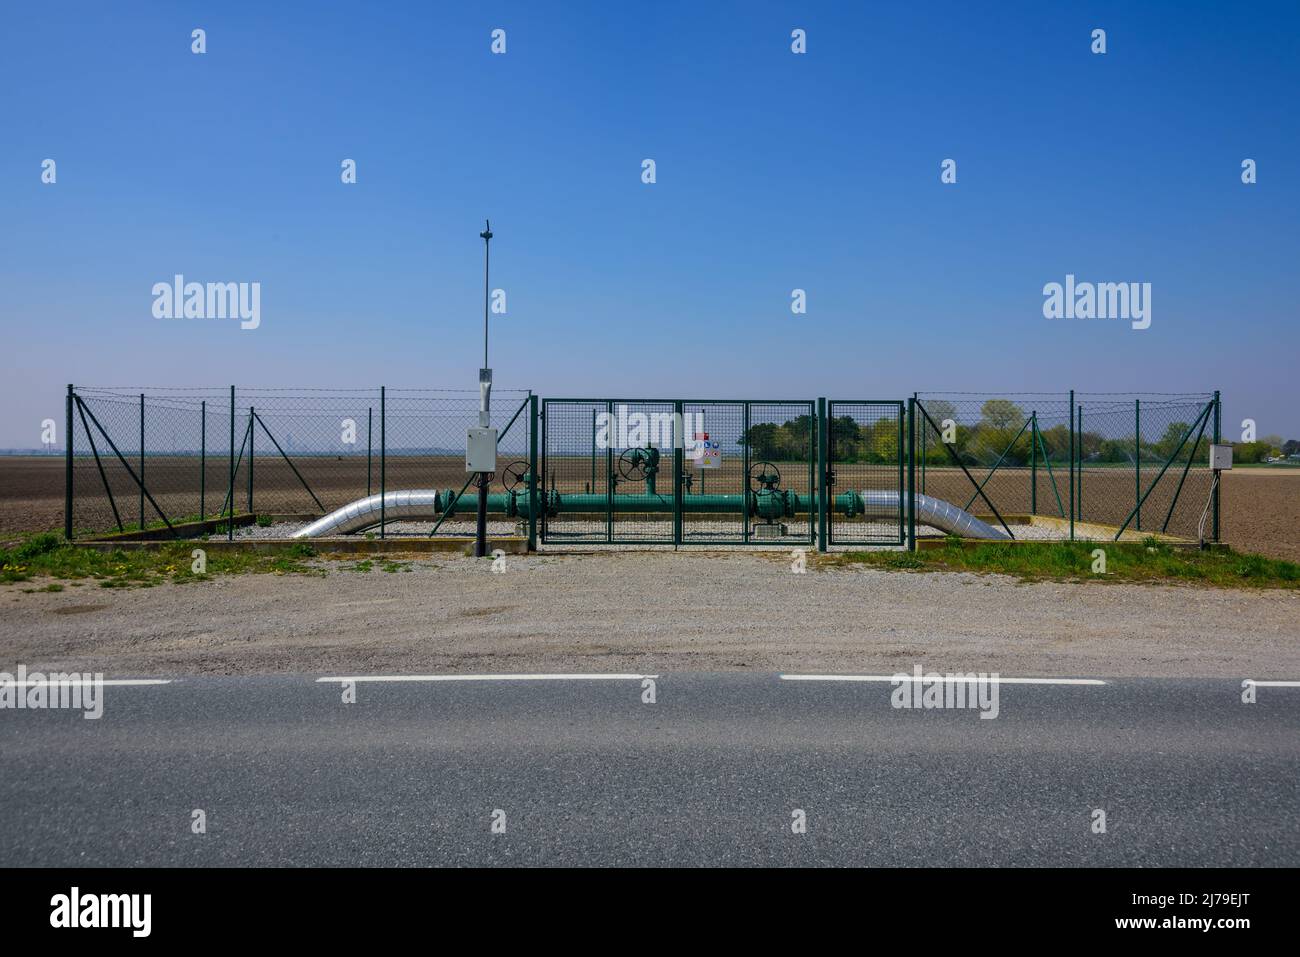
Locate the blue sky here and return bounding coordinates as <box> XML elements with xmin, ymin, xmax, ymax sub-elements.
<box><xmin>1</xmin><ymin>0</ymin><xmax>1297</xmax><ymax>447</ymax></box>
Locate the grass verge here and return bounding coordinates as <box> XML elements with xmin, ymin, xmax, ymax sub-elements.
<box><xmin>829</xmin><ymin>537</ymin><xmax>1300</xmax><ymax>588</ymax></box>
<box><xmin>1</xmin><ymin>534</ymin><xmax>325</xmax><ymax>588</ymax></box>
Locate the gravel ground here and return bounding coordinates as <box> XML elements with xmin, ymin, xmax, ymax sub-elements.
<box><xmin>2</xmin><ymin>552</ymin><xmax>1296</xmax><ymax>679</ymax></box>
<box><xmin>214</xmin><ymin>518</ymin><xmax>1061</xmax><ymax>546</ymax></box>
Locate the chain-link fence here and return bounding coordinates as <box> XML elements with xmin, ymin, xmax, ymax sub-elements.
<box><xmin>914</xmin><ymin>392</ymin><xmax>1220</xmax><ymax>541</ymax></box>
<box><xmin>64</xmin><ymin>386</ymin><xmax>1220</xmax><ymax>547</ymax></box>
<box><xmin>540</xmin><ymin>399</ymin><xmax>816</xmax><ymax>545</ymax></box>
<box><xmin>66</xmin><ymin>386</ymin><xmax>532</xmax><ymax>538</ymax></box>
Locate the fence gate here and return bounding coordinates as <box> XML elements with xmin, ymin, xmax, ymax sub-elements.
<box><xmin>540</xmin><ymin>399</ymin><xmax>816</xmax><ymax>546</ymax></box>
<box><xmin>826</xmin><ymin>400</ymin><xmax>906</xmax><ymax>546</ymax></box>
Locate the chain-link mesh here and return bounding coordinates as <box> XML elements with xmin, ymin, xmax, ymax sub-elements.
<box><xmin>68</xmin><ymin>386</ymin><xmax>531</xmax><ymax>537</ymax></box>
<box><xmin>682</xmin><ymin>400</ymin><xmax>745</xmax><ymax>544</ymax></box>
<box><xmin>745</xmin><ymin>401</ymin><xmax>815</xmax><ymax>545</ymax></box>
<box><xmin>539</xmin><ymin>400</ymin><xmax>608</xmax><ymax>543</ymax></box>
<box><xmin>915</xmin><ymin>392</ymin><xmax>1218</xmax><ymax>541</ymax></box>
<box><xmin>541</xmin><ymin>399</ymin><xmax>815</xmax><ymax>546</ymax></box>
<box><xmin>828</xmin><ymin>401</ymin><xmax>905</xmax><ymax>545</ymax></box>
<box><xmin>65</xmin><ymin>387</ymin><xmax>1218</xmax><ymax>545</ymax></box>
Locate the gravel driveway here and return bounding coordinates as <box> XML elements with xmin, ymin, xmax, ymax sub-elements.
<box><xmin>2</xmin><ymin>551</ymin><xmax>1297</xmax><ymax>678</ymax></box>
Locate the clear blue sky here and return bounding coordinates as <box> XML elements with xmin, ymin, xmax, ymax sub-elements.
<box><xmin>2</xmin><ymin>0</ymin><xmax>1296</xmax><ymax>447</ymax></box>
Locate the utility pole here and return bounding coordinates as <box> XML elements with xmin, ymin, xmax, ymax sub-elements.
<box><xmin>469</xmin><ymin>219</ymin><xmax>497</xmax><ymax>558</ymax></box>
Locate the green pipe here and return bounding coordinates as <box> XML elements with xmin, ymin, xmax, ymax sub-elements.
<box><xmin>449</xmin><ymin>490</ymin><xmax>863</xmax><ymax>520</ymax></box>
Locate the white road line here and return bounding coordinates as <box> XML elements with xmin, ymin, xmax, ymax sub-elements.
<box><xmin>1</xmin><ymin>679</ymin><xmax>172</xmax><ymax>687</ymax></box>
<box><xmin>316</xmin><ymin>673</ymin><xmax>657</xmax><ymax>683</ymax></box>
<box><xmin>1244</xmin><ymin>680</ymin><xmax>1300</xmax><ymax>688</ymax></box>
<box><xmin>779</xmin><ymin>674</ymin><xmax>1106</xmax><ymax>685</ymax></box>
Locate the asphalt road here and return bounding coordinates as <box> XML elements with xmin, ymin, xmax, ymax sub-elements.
<box><xmin>1</xmin><ymin>673</ymin><xmax>1296</xmax><ymax>866</ymax></box>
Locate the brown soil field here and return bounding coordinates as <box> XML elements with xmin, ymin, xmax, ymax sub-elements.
<box><xmin>2</xmin><ymin>455</ymin><xmax>1296</xmax><ymax>561</ymax></box>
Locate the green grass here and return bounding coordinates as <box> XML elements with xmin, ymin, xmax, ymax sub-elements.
<box><xmin>830</xmin><ymin>537</ymin><xmax>1300</xmax><ymax>588</ymax></box>
<box><xmin>341</xmin><ymin>558</ymin><xmax>412</xmax><ymax>574</ymax></box>
<box><xmin>0</xmin><ymin>534</ymin><xmax>324</xmax><ymax>588</ymax></box>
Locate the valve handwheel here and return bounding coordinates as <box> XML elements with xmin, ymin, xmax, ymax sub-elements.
<box><xmin>748</xmin><ymin>461</ymin><xmax>782</xmax><ymax>488</ymax></box>
<box><xmin>618</xmin><ymin>448</ymin><xmax>649</xmax><ymax>482</ymax></box>
<box><xmin>501</xmin><ymin>460</ymin><xmax>529</xmax><ymax>493</ymax></box>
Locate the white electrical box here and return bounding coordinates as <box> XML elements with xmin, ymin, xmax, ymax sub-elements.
<box><xmin>1209</xmin><ymin>444</ymin><xmax>1233</xmax><ymax>471</ymax></box>
<box><xmin>466</xmin><ymin>427</ymin><xmax>498</xmax><ymax>473</ymax></box>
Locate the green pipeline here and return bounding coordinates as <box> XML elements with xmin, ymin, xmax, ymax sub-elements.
<box><xmin>439</xmin><ymin>489</ymin><xmax>862</xmax><ymax>520</ymax></box>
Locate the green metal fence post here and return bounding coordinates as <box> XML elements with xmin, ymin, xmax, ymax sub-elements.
<box><xmin>817</xmin><ymin>397</ymin><xmax>828</xmax><ymax>552</ymax></box>
<box><xmin>673</xmin><ymin>400</ymin><xmax>684</xmax><ymax>547</ymax></box>
<box><xmin>1030</xmin><ymin>412</ymin><xmax>1037</xmax><ymax>516</ymax></box>
<box><xmin>228</xmin><ymin>386</ymin><xmax>235</xmax><ymax>541</ymax></box>
<box><xmin>1135</xmin><ymin>399</ymin><xmax>1141</xmax><ymax>531</ymax></box>
<box><xmin>1212</xmin><ymin>391</ymin><xmax>1221</xmax><ymax>542</ymax></box>
<box><xmin>366</xmin><ymin>406</ymin><xmax>373</xmax><ymax>497</ymax></box>
<box><xmin>807</xmin><ymin>402</ymin><xmax>815</xmax><ymax>547</ymax></box>
<box><xmin>247</xmin><ymin>405</ymin><xmax>254</xmax><ymax>516</ymax></box>
<box><xmin>528</xmin><ymin>395</ymin><xmax>539</xmax><ymax>552</ymax></box>
<box><xmin>1077</xmin><ymin>405</ymin><xmax>1083</xmax><ymax>526</ymax></box>
<box><xmin>742</xmin><ymin>401</ymin><xmax>751</xmax><ymax>545</ymax></box>
<box><xmin>590</xmin><ymin>408</ymin><xmax>596</xmax><ymax>495</ymax></box>
<box><xmin>605</xmin><ymin>400</ymin><xmax>613</xmax><ymax>543</ymax></box>
<box><xmin>907</xmin><ymin>397</ymin><xmax>917</xmax><ymax>551</ymax></box>
<box><xmin>380</xmin><ymin>386</ymin><xmax>386</xmax><ymax>539</ymax></box>
<box><xmin>913</xmin><ymin>392</ymin><xmax>922</xmax><ymax>495</ymax></box>
<box><xmin>139</xmin><ymin>393</ymin><xmax>145</xmax><ymax>530</ymax></box>
<box><xmin>1068</xmin><ymin>389</ymin><xmax>1075</xmax><ymax>541</ymax></box>
<box><xmin>200</xmin><ymin>400</ymin><xmax>206</xmax><ymax>520</ymax></box>
<box><xmin>64</xmin><ymin>385</ymin><xmax>74</xmax><ymax>539</ymax></box>
<box><xmin>896</xmin><ymin>401</ymin><xmax>905</xmax><ymax>544</ymax></box>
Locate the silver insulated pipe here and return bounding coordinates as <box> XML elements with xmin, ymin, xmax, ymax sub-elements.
<box><xmin>858</xmin><ymin>490</ymin><xmax>1010</xmax><ymax>540</ymax></box>
<box><xmin>292</xmin><ymin>490</ymin><xmax>442</xmax><ymax>538</ymax></box>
